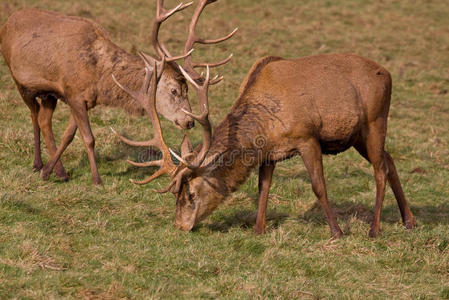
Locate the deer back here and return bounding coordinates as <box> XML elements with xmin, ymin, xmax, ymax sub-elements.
<box><xmin>234</xmin><ymin>53</ymin><xmax>392</xmax><ymax>155</ymax></box>
<box><xmin>0</xmin><ymin>8</ymin><xmax>194</xmax><ymax>128</ymax></box>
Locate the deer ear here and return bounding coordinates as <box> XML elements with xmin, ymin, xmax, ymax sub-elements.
<box><xmin>180</xmin><ymin>135</ymin><xmax>193</xmax><ymax>157</ymax></box>
<box><xmin>139</xmin><ymin>52</ymin><xmax>157</xmax><ymax>68</ymax></box>
<box><xmin>139</xmin><ymin>51</ymin><xmax>166</xmax><ymax>76</ymax></box>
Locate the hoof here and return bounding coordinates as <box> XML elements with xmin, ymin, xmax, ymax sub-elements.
<box><xmin>55</xmin><ymin>170</ymin><xmax>69</xmax><ymax>182</ymax></box>
<box><xmin>253</xmin><ymin>227</ymin><xmax>266</xmax><ymax>235</ymax></box>
<box><xmin>368</xmin><ymin>228</ymin><xmax>379</xmax><ymax>238</ymax></box>
<box><xmin>405</xmin><ymin>218</ymin><xmax>417</xmax><ymax>230</ymax></box>
<box><xmin>92</xmin><ymin>178</ymin><xmax>104</xmax><ymax>186</ymax></box>
<box><xmin>331</xmin><ymin>229</ymin><xmax>344</xmax><ymax>239</ymax></box>
<box><xmin>33</xmin><ymin>163</ymin><xmax>43</xmax><ymax>172</ymax></box>
<box><xmin>57</xmin><ymin>174</ymin><xmax>70</xmax><ymax>182</ymax></box>
<box><xmin>40</xmin><ymin>169</ymin><xmax>50</xmax><ymax>181</ymax></box>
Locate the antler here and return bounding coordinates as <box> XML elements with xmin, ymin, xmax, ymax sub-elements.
<box><xmin>151</xmin><ymin>0</ymin><xmax>195</xmax><ymax>62</ymax></box>
<box><xmin>111</xmin><ymin>55</ymin><xmax>176</xmax><ymax>185</ymax></box>
<box><xmin>169</xmin><ymin>65</ymin><xmax>212</xmax><ymax>170</ymax></box>
<box><xmin>182</xmin><ymin>0</ymin><xmax>238</xmax><ymax>84</ymax></box>
<box><xmin>153</xmin><ymin>64</ymin><xmax>214</xmax><ymax>195</ymax></box>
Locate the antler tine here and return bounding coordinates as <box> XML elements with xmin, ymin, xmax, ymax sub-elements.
<box><xmin>161</xmin><ymin>2</ymin><xmax>193</xmax><ymax>22</ymax></box>
<box><xmin>192</xmin><ymin>53</ymin><xmax>233</xmax><ymax>68</ymax></box>
<box><xmin>112</xmin><ymin>74</ymin><xmax>138</xmax><ymax>100</ymax></box>
<box><xmin>139</xmin><ymin>51</ymin><xmax>162</xmax><ymax>73</ymax></box>
<box><xmin>178</xmin><ymin>65</ymin><xmax>210</xmax><ymax>122</ymax></box>
<box><xmin>126</xmin><ymin>159</ymin><xmax>162</xmax><ymax>168</ymax></box>
<box><xmin>110</xmin><ymin>68</ymin><xmax>158</xmax><ymax>147</ymax></box>
<box><xmin>178</xmin><ymin>65</ymin><xmax>200</xmax><ymax>90</ymax></box>
<box><xmin>172</xmin><ymin>66</ymin><xmax>212</xmax><ymax>170</ymax></box>
<box><xmin>151</xmin><ymin>0</ymin><xmax>194</xmax><ymax>60</ymax></box>
<box><xmin>130</xmin><ymin>168</ymin><xmax>171</xmax><ymax>185</ymax></box>
<box><xmin>166</xmin><ymin>48</ymin><xmax>194</xmax><ymax>63</ymax></box>
<box><xmin>110</xmin><ymin>127</ymin><xmax>155</xmax><ymax>147</ymax></box>
<box><xmin>182</xmin><ymin>0</ymin><xmax>237</xmax><ymax>82</ymax></box>
<box><xmin>209</xmin><ymin>74</ymin><xmax>224</xmax><ymax>85</ymax></box>
<box><xmin>195</xmin><ymin>27</ymin><xmax>238</xmax><ymax>45</ymax></box>
<box><xmin>112</xmin><ymin>57</ymin><xmax>177</xmax><ymax>185</ymax></box>
<box><xmin>155</xmin><ymin>167</ymin><xmax>193</xmax><ymax>194</ymax></box>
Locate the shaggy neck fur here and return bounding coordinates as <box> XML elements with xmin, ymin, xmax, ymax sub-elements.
<box><xmin>202</xmin><ymin>56</ymin><xmax>285</xmax><ymax>202</ymax></box>
<box><xmin>96</xmin><ymin>46</ymin><xmax>148</xmax><ymax>115</ymax></box>
<box><xmin>202</xmin><ymin>94</ymin><xmax>274</xmax><ymax>202</ymax></box>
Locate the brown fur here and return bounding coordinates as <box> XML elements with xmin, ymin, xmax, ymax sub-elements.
<box><xmin>237</xmin><ymin>56</ymin><xmax>283</xmax><ymax>98</ymax></box>
<box><xmin>0</xmin><ymin>8</ymin><xmax>193</xmax><ymax>185</ymax></box>
<box><xmin>174</xmin><ymin>53</ymin><xmax>416</xmax><ymax>238</ymax></box>
<box><xmin>0</xmin><ymin>23</ymin><xmax>5</xmax><ymax>43</ymax></box>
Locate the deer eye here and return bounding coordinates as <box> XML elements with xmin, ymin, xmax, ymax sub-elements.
<box><xmin>171</xmin><ymin>88</ymin><xmax>178</xmax><ymax>96</ymax></box>
<box><xmin>188</xmin><ymin>192</ymin><xmax>195</xmax><ymax>202</ymax></box>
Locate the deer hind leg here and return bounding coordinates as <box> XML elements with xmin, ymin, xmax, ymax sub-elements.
<box><xmin>17</xmin><ymin>86</ymin><xmax>42</xmax><ymax>171</ymax></box>
<box><xmin>354</xmin><ymin>120</ymin><xmax>390</xmax><ymax>237</ymax></box>
<box><xmin>68</xmin><ymin>100</ymin><xmax>103</xmax><ymax>186</ymax></box>
<box><xmin>37</xmin><ymin>95</ymin><xmax>69</xmax><ymax>181</ymax></box>
<box><xmin>254</xmin><ymin>162</ymin><xmax>276</xmax><ymax>235</ymax></box>
<box><xmin>384</xmin><ymin>152</ymin><xmax>416</xmax><ymax>229</ymax></box>
<box><xmin>300</xmin><ymin>138</ymin><xmax>343</xmax><ymax>238</ymax></box>
<box><xmin>355</xmin><ymin>141</ymin><xmax>416</xmax><ymax>233</ymax></box>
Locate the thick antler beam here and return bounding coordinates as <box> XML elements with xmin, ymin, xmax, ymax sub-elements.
<box><xmin>112</xmin><ymin>56</ymin><xmax>176</xmax><ymax>186</ymax></box>
<box><xmin>130</xmin><ymin>168</ymin><xmax>171</xmax><ymax>185</ymax></box>
<box><xmin>152</xmin><ymin>1</ymin><xmax>194</xmax><ymax>60</ymax></box>
<box><xmin>181</xmin><ymin>0</ymin><xmax>237</xmax><ymax>83</ymax></box>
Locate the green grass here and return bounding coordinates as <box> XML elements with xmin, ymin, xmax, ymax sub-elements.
<box><xmin>1</xmin><ymin>0</ymin><xmax>448</xmax><ymax>298</ymax></box>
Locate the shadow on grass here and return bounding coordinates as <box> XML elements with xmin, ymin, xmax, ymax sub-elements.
<box><xmin>1</xmin><ymin>197</ymin><xmax>41</xmax><ymax>215</ymax></box>
<box><xmin>101</xmin><ymin>146</ymin><xmax>163</xmax><ymax>178</ymax></box>
<box><xmin>302</xmin><ymin>201</ymin><xmax>449</xmax><ymax>226</ymax></box>
<box><xmin>102</xmin><ymin>166</ymin><xmax>156</xmax><ymax>179</ymax></box>
<box><xmin>207</xmin><ymin>209</ymin><xmax>289</xmax><ymax>232</ymax></box>
<box><xmin>275</xmin><ymin>169</ymin><xmax>310</xmax><ymax>182</ymax></box>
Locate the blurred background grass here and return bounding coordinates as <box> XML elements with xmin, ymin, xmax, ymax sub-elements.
<box><xmin>0</xmin><ymin>0</ymin><xmax>448</xmax><ymax>298</ymax></box>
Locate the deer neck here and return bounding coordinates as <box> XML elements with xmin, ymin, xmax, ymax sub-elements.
<box><xmin>203</xmin><ymin>97</ymin><xmax>269</xmax><ymax>198</ymax></box>
<box><xmin>96</xmin><ymin>46</ymin><xmax>147</xmax><ymax>115</ymax></box>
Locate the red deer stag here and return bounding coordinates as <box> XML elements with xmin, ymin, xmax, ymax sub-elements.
<box><xmin>0</xmin><ymin>0</ymin><xmax>236</xmax><ymax>185</ymax></box>
<box><xmin>115</xmin><ymin>53</ymin><xmax>417</xmax><ymax>238</ymax></box>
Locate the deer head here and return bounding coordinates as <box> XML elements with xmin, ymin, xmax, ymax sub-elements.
<box><xmin>111</xmin><ymin>0</ymin><xmax>236</xmax><ymax>230</ymax></box>
<box><xmin>112</xmin><ymin>0</ymin><xmax>236</xmax><ymax>137</ymax></box>
<box><xmin>113</xmin><ymin>51</ymin><xmax>224</xmax><ymax>230</ymax></box>
<box><xmin>167</xmin><ymin>66</ymin><xmax>222</xmax><ymax>231</ymax></box>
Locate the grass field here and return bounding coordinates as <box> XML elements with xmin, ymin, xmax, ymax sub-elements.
<box><xmin>1</xmin><ymin>0</ymin><xmax>448</xmax><ymax>298</ymax></box>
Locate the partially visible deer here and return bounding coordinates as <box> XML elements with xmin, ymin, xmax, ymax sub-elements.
<box><xmin>0</xmin><ymin>0</ymin><xmax>236</xmax><ymax>185</ymax></box>
<box><xmin>116</xmin><ymin>53</ymin><xmax>416</xmax><ymax>238</ymax></box>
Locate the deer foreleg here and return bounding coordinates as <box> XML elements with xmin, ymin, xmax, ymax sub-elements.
<box><xmin>254</xmin><ymin>162</ymin><xmax>276</xmax><ymax>234</ymax></box>
<box><xmin>69</xmin><ymin>102</ymin><xmax>102</xmax><ymax>186</ymax></box>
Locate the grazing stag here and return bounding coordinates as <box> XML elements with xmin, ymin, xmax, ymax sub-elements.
<box><xmin>0</xmin><ymin>0</ymin><xmax>236</xmax><ymax>185</ymax></box>
<box><xmin>116</xmin><ymin>52</ymin><xmax>416</xmax><ymax>238</ymax></box>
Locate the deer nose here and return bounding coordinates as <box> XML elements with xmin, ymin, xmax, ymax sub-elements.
<box><xmin>186</xmin><ymin>121</ymin><xmax>195</xmax><ymax>129</ymax></box>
